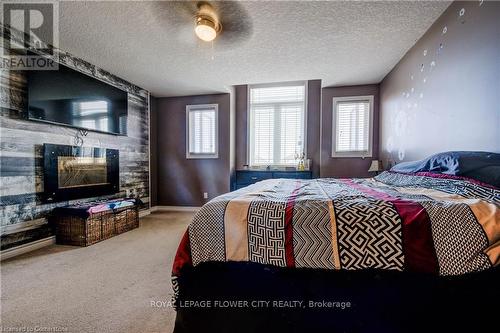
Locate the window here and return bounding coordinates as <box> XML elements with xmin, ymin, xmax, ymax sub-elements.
<box><xmin>248</xmin><ymin>82</ymin><xmax>306</xmax><ymax>166</ymax></box>
<box><xmin>186</xmin><ymin>104</ymin><xmax>218</xmax><ymax>159</ymax></box>
<box><xmin>332</xmin><ymin>96</ymin><xmax>373</xmax><ymax>158</ymax></box>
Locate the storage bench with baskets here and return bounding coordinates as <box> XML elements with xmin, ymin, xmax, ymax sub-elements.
<box><xmin>50</xmin><ymin>198</ymin><xmax>142</xmax><ymax>246</ymax></box>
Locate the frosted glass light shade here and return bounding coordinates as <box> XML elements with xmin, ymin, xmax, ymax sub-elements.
<box><xmin>195</xmin><ymin>19</ymin><xmax>217</xmax><ymax>42</ymax></box>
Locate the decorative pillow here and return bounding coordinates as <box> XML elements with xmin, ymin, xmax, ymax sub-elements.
<box><xmin>461</xmin><ymin>165</ymin><xmax>500</xmax><ymax>189</ymax></box>
<box><xmin>390</xmin><ymin>151</ymin><xmax>500</xmax><ymax>187</ymax></box>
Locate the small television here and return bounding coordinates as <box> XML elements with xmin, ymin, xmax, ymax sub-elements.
<box><xmin>27</xmin><ymin>63</ymin><xmax>128</xmax><ymax>135</ymax></box>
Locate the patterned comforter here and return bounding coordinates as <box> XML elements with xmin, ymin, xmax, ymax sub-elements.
<box><xmin>172</xmin><ymin>172</ymin><xmax>499</xmax><ymax>294</ymax></box>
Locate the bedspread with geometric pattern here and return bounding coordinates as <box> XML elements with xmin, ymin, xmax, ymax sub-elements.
<box><xmin>172</xmin><ymin>171</ymin><xmax>500</xmax><ymax>298</ymax></box>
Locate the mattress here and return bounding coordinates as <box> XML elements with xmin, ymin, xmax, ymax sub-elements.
<box><xmin>172</xmin><ymin>171</ymin><xmax>499</xmax><ymax>298</ymax></box>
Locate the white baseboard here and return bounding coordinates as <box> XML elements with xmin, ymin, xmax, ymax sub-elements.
<box><xmin>0</xmin><ymin>236</ymin><xmax>56</xmax><ymax>261</ymax></box>
<box><xmin>139</xmin><ymin>209</ymin><xmax>151</xmax><ymax>218</ymax></box>
<box><xmin>151</xmin><ymin>206</ymin><xmax>200</xmax><ymax>213</ymax></box>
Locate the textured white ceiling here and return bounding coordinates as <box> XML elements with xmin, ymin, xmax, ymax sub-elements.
<box><xmin>58</xmin><ymin>1</ymin><xmax>450</xmax><ymax>97</ymax></box>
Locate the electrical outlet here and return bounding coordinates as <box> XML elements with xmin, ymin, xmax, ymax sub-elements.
<box><xmin>203</xmin><ymin>192</ymin><xmax>208</xmax><ymax>199</ymax></box>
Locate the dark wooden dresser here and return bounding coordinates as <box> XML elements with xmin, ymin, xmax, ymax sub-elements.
<box><xmin>233</xmin><ymin>170</ymin><xmax>313</xmax><ymax>190</ymax></box>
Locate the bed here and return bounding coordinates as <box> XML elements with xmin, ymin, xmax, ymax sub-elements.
<box><xmin>171</xmin><ymin>153</ymin><xmax>499</xmax><ymax>332</ymax></box>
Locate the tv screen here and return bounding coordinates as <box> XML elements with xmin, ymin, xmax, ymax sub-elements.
<box><xmin>27</xmin><ymin>64</ymin><xmax>128</xmax><ymax>135</ymax></box>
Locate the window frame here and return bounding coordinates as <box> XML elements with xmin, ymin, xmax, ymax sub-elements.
<box><xmin>247</xmin><ymin>81</ymin><xmax>308</xmax><ymax>167</ymax></box>
<box><xmin>331</xmin><ymin>95</ymin><xmax>374</xmax><ymax>158</ymax></box>
<box><xmin>185</xmin><ymin>104</ymin><xmax>219</xmax><ymax>159</ymax></box>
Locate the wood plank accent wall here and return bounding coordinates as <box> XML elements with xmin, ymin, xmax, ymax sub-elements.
<box><xmin>0</xmin><ymin>25</ymin><xmax>150</xmax><ymax>249</ymax></box>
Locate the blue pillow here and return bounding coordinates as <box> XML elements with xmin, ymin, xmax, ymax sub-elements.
<box><xmin>390</xmin><ymin>151</ymin><xmax>500</xmax><ymax>187</ymax></box>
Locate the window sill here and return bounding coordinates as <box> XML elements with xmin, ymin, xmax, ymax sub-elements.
<box><xmin>186</xmin><ymin>154</ymin><xmax>219</xmax><ymax>159</ymax></box>
<box><xmin>247</xmin><ymin>166</ymin><xmax>301</xmax><ymax>171</ymax></box>
<box><xmin>330</xmin><ymin>154</ymin><xmax>372</xmax><ymax>159</ymax></box>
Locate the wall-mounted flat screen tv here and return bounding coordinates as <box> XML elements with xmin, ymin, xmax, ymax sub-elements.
<box><xmin>27</xmin><ymin>63</ymin><xmax>128</xmax><ymax>135</ymax></box>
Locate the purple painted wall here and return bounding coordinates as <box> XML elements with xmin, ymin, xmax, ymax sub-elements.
<box><xmin>150</xmin><ymin>96</ymin><xmax>158</xmax><ymax>206</ymax></box>
<box><xmin>380</xmin><ymin>1</ymin><xmax>500</xmax><ymax>165</ymax></box>
<box><xmin>229</xmin><ymin>86</ymin><xmax>237</xmax><ymax>190</ymax></box>
<box><xmin>152</xmin><ymin>81</ymin><xmax>374</xmax><ymax>207</ymax></box>
<box><xmin>156</xmin><ymin>93</ymin><xmax>231</xmax><ymax>206</ymax></box>
<box><xmin>234</xmin><ymin>85</ymin><xmax>248</xmax><ymax>170</ymax></box>
<box><xmin>321</xmin><ymin>84</ymin><xmax>380</xmax><ymax>178</ymax></box>
<box><xmin>306</xmin><ymin>80</ymin><xmax>322</xmax><ymax>178</ymax></box>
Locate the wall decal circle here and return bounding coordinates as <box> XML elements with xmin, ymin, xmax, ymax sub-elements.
<box><xmin>437</xmin><ymin>43</ymin><xmax>444</xmax><ymax>56</ymax></box>
<box><xmin>398</xmin><ymin>148</ymin><xmax>405</xmax><ymax>161</ymax></box>
<box><xmin>387</xmin><ymin>137</ymin><xmax>394</xmax><ymax>153</ymax></box>
<box><xmin>395</xmin><ymin>111</ymin><xmax>408</xmax><ymax>138</ymax></box>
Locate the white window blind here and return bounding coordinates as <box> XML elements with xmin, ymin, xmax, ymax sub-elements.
<box><xmin>332</xmin><ymin>96</ymin><xmax>373</xmax><ymax>158</ymax></box>
<box><xmin>186</xmin><ymin>104</ymin><xmax>218</xmax><ymax>159</ymax></box>
<box><xmin>249</xmin><ymin>82</ymin><xmax>306</xmax><ymax>166</ymax></box>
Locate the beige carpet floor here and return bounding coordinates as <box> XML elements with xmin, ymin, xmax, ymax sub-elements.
<box><xmin>0</xmin><ymin>211</ymin><xmax>192</xmax><ymax>333</ymax></box>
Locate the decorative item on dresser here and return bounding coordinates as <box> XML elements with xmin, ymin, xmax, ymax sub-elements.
<box><xmin>233</xmin><ymin>169</ymin><xmax>313</xmax><ymax>190</ymax></box>
<box><xmin>50</xmin><ymin>198</ymin><xmax>142</xmax><ymax>246</ymax></box>
<box><xmin>368</xmin><ymin>159</ymin><xmax>383</xmax><ymax>175</ymax></box>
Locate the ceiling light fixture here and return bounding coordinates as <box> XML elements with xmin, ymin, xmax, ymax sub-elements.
<box><xmin>195</xmin><ymin>17</ymin><xmax>216</xmax><ymax>42</ymax></box>
<box><xmin>194</xmin><ymin>14</ymin><xmax>221</xmax><ymax>42</ymax></box>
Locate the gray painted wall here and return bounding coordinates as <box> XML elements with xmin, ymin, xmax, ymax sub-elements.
<box><xmin>380</xmin><ymin>1</ymin><xmax>500</xmax><ymax>166</ymax></box>
<box><xmin>156</xmin><ymin>94</ymin><xmax>231</xmax><ymax>206</ymax></box>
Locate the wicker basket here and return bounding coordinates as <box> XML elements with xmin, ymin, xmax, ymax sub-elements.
<box><xmin>115</xmin><ymin>207</ymin><xmax>139</xmax><ymax>234</ymax></box>
<box><xmin>52</xmin><ymin>206</ymin><xmax>139</xmax><ymax>246</ymax></box>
